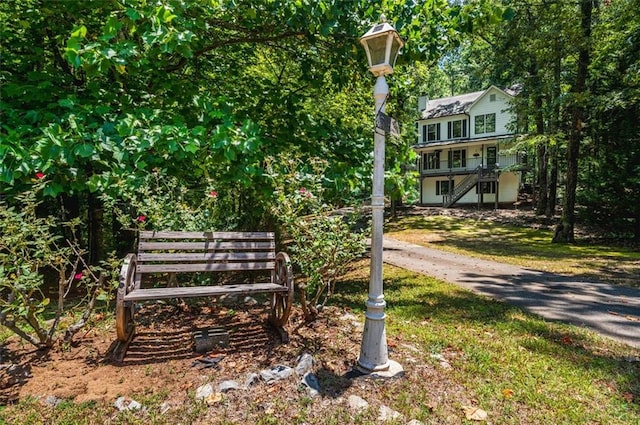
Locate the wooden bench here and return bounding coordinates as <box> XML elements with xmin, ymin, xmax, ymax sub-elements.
<box><xmin>116</xmin><ymin>231</ymin><xmax>293</xmax><ymax>343</ymax></box>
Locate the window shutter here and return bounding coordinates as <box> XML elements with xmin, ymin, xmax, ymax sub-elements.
<box><xmin>463</xmin><ymin>120</ymin><xmax>467</xmax><ymax>137</ymax></box>
<box><xmin>447</xmin><ymin>122</ymin><xmax>451</xmax><ymax>139</ymax></box>
<box><xmin>436</xmin><ymin>123</ymin><xmax>441</xmax><ymax>140</ymax></box>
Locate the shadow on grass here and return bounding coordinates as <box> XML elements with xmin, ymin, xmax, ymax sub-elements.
<box><xmin>330</xmin><ymin>267</ymin><xmax>640</xmax><ymax>408</ymax></box>
<box><xmin>386</xmin><ymin>215</ymin><xmax>640</xmax><ymax>287</ymax></box>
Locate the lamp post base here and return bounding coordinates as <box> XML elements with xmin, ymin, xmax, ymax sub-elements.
<box><xmin>355</xmin><ymin>359</ymin><xmax>404</xmax><ymax>379</ymax></box>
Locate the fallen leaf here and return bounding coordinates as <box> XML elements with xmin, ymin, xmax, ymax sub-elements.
<box><xmin>502</xmin><ymin>388</ymin><xmax>514</xmax><ymax>398</ymax></box>
<box><xmin>463</xmin><ymin>405</ymin><xmax>488</xmax><ymax>421</ymax></box>
<box><xmin>622</xmin><ymin>392</ymin><xmax>634</xmax><ymax>402</ymax></box>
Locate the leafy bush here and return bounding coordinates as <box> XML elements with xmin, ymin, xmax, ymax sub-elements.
<box><xmin>103</xmin><ymin>172</ymin><xmax>224</xmax><ymax>232</ymax></box>
<box><xmin>268</xmin><ymin>157</ymin><xmax>368</xmax><ymax>321</ymax></box>
<box><xmin>0</xmin><ymin>181</ymin><xmax>114</xmax><ymax>348</ymax></box>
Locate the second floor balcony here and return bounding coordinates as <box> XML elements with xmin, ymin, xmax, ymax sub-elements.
<box><xmin>418</xmin><ymin>152</ymin><xmax>526</xmax><ymax>176</ymax></box>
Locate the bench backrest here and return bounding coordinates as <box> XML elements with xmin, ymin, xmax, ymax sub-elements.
<box><xmin>136</xmin><ymin>231</ymin><xmax>276</xmax><ymax>276</ymax></box>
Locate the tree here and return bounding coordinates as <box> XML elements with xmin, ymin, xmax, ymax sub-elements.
<box><xmin>553</xmin><ymin>0</ymin><xmax>595</xmax><ymax>243</ymax></box>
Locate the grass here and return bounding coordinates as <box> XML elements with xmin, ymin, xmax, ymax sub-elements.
<box><xmin>333</xmin><ymin>261</ymin><xmax>640</xmax><ymax>425</ymax></box>
<box><xmin>385</xmin><ymin>215</ymin><xmax>640</xmax><ymax>288</ymax></box>
<box><xmin>2</xmin><ymin>216</ymin><xmax>639</xmax><ymax>424</ymax></box>
<box><xmin>4</xmin><ymin>261</ymin><xmax>637</xmax><ymax>424</ymax></box>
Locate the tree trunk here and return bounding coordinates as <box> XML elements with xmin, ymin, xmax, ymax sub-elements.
<box><xmin>553</xmin><ymin>0</ymin><xmax>593</xmax><ymax>243</ymax></box>
<box><xmin>546</xmin><ymin>145</ymin><xmax>558</xmax><ymax>217</ymax></box>
<box><xmin>88</xmin><ymin>193</ymin><xmax>104</xmax><ymax>264</ymax></box>
<box><xmin>534</xmin><ymin>90</ymin><xmax>547</xmax><ymax>215</ymax></box>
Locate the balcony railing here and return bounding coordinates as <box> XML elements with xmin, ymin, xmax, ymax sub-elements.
<box><xmin>420</xmin><ymin>153</ymin><xmax>522</xmax><ymax>175</ymax></box>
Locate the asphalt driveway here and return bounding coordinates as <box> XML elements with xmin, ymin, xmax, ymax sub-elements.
<box><xmin>383</xmin><ymin>237</ymin><xmax>640</xmax><ymax>348</ymax></box>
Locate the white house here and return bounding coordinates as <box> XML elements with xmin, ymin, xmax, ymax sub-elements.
<box><xmin>414</xmin><ymin>85</ymin><xmax>524</xmax><ymax>207</ymax></box>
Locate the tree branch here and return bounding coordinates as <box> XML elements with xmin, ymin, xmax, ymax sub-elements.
<box><xmin>165</xmin><ymin>30</ymin><xmax>307</xmax><ymax>73</ymax></box>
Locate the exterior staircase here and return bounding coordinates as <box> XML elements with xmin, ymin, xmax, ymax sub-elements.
<box><xmin>443</xmin><ymin>166</ymin><xmax>499</xmax><ymax>208</ymax></box>
<box><xmin>443</xmin><ymin>172</ymin><xmax>479</xmax><ymax>207</ymax></box>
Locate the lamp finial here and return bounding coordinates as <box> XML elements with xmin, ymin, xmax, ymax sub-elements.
<box><xmin>380</xmin><ymin>14</ymin><xmax>387</xmax><ymax>23</ymax></box>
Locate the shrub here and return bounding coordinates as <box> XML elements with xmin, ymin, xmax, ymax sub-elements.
<box><xmin>0</xmin><ymin>181</ymin><xmax>113</xmax><ymax>348</ymax></box>
<box><xmin>268</xmin><ymin>157</ymin><xmax>368</xmax><ymax>321</ymax></box>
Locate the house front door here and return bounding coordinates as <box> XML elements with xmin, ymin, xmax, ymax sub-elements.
<box><xmin>486</xmin><ymin>146</ymin><xmax>497</xmax><ymax>169</ymax></box>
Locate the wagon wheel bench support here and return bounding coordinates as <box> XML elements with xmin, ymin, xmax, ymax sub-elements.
<box><xmin>114</xmin><ymin>231</ymin><xmax>293</xmax><ymax>358</ymax></box>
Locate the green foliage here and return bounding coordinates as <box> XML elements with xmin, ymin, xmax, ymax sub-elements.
<box><xmin>268</xmin><ymin>157</ymin><xmax>368</xmax><ymax>320</ymax></box>
<box><xmin>103</xmin><ymin>172</ymin><xmax>224</xmax><ymax>232</ymax></box>
<box><xmin>0</xmin><ymin>182</ymin><xmax>113</xmax><ymax>348</ymax></box>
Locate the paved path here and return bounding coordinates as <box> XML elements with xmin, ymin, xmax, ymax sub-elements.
<box><xmin>383</xmin><ymin>237</ymin><xmax>640</xmax><ymax>349</ymax></box>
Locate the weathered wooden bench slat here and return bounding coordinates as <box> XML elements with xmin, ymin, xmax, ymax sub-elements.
<box><xmin>139</xmin><ymin>231</ymin><xmax>274</xmax><ymax>239</ymax></box>
<box><xmin>137</xmin><ymin>252</ymin><xmax>275</xmax><ymax>262</ymax></box>
<box><xmin>116</xmin><ymin>231</ymin><xmax>294</xmax><ymax>346</ymax></box>
<box><xmin>138</xmin><ymin>241</ymin><xmax>275</xmax><ymax>251</ymax></box>
<box><xmin>137</xmin><ymin>261</ymin><xmax>275</xmax><ymax>273</ymax></box>
<box><xmin>124</xmin><ymin>283</ymin><xmax>287</xmax><ymax>302</ymax></box>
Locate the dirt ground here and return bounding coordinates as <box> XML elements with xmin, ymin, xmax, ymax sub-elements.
<box><xmin>2</xmin><ymin>206</ymin><xmax>637</xmax><ymax>422</ymax></box>
<box><xmin>0</xmin><ymin>301</ymin><xmax>362</xmax><ymax>406</ymax></box>
<box><xmin>1</xmin><ymin>297</ymin><xmax>478</xmax><ymax>424</ymax></box>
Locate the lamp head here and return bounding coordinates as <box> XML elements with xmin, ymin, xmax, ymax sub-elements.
<box><xmin>360</xmin><ymin>15</ymin><xmax>404</xmax><ymax>77</ymax></box>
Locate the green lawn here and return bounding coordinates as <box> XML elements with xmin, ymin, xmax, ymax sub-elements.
<box><xmin>2</xmin><ymin>214</ymin><xmax>639</xmax><ymax>424</ymax></box>
<box><xmin>386</xmin><ymin>215</ymin><xmax>640</xmax><ymax>288</ymax></box>
<box><xmin>333</xmin><ymin>262</ymin><xmax>640</xmax><ymax>425</ymax></box>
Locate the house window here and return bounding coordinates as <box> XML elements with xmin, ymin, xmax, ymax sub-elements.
<box><xmin>436</xmin><ymin>180</ymin><xmax>454</xmax><ymax>196</ymax></box>
<box><xmin>447</xmin><ymin>119</ymin><xmax>467</xmax><ymax>139</ymax></box>
<box><xmin>489</xmin><ymin>94</ymin><xmax>496</xmax><ymax>102</ymax></box>
<box><xmin>427</xmin><ymin>123</ymin><xmax>440</xmax><ymax>141</ymax></box>
<box><xmin>475</xmin><ymin>113</ymin><xmax>496</xmax><ymax>134</ymax></box>
<box><xmin>423</xmin><ymin>151</ymin><xmax>440</xmax><ymax>170</ymax></box>
<box><xmin>448</xmin><ymin>149</ymin><xmax>467</xmax><ymax>168</ymax></box>
<box><xmin>422</xmin><ymin>123</ymin><xmax>441</xmax><ymax>143</ymax></box>
<box><xmin>475</xmin><ymin>181</ymin><xmax>496</xmax><ymax>194</ymax></box>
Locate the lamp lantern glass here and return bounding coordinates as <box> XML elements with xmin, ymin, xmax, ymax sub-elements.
<box><xmin>359</xmin><ymin>16</ymin><xmax>404</xmax><ymax>77</ymax></box>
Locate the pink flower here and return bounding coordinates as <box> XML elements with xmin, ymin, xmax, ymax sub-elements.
<box><xmin>35</xmin><ymin>172</ymin><xmax>45</xmax><ymax>179</ymax></box>
<box><xmin>208</xmin><ymin>190</ymin><xmax>218</xmax><ymax>198</ymax></box>
<box><xmin>136</xmin><ymin>215</ymin><xmax>146</xmax><ymax>222</ymax></box>
<box><xmin>299</xmin><ymin>187</ymin><xmax>312</xmax><ymax>198</ymax></box>
<box><xmin>74</xmin><ymin>272</ymin><xmax>83</xmax><ymax>281</ymax></box>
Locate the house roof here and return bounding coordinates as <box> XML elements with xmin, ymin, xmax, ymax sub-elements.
<box><xmin>420</xmin><ymin>85</ymin><xmax>520</xmax><ymax>120</ymax></box>
<box><xmin>420</xmin><ymin>90</ymin><xmax>484</xmax><ymax>119</ymax></box>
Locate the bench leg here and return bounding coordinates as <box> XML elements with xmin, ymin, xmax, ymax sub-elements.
<box><xmin>116</xmin><ymin>254</ymin><xmax>137</xmax><ymax>342</ymax></box>
<box><xmin>270</xmin><ymin>252</ymin><xmax>294</xmax><ymax>328</ymax></box>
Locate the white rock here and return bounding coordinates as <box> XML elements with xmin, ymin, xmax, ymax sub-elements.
<box><xmin>378</xmin><ymin>405</ymin><xmax>402</xmax><ymax>422</ymax></box>
<box><xmin>114</xmin><ymin>396</ymin><xmax>142</xmax><ymax>411</ymax></box>
<box><xmin>260</xmin><ymin>365</ymin><xmax>294</xmax><ymax>383</ymax></box>
<box><xmin>244</xmin><ymin>296</ymin><xmax>258</xmax><ymax>306</ymax></box>
<box><xmin>195</xmin><ymin>383</ymin><xmax>214</xmax><ymax>400</ymax></box>
<box><xmin>218</xmin><ymin>380</ymin><xmax>240</xmax><ymax>392</ymax></box>
<box><xmin>347</xmin><ymin>395</ymin><xmax>369</xmax><ymax>412</ymax></box>
<box><xmin>244</xmin><ymin>372</ymin><xmax>259</xmax><ymax>388</ymax></box>
<box><xmin>295</xmin><ymin>353</ymin><xmax>314</xmax><ymax>376</ymax></box>
<box><xmin>301</xmin><ymin>372</ymin><xmax>321</xmax><ymax>398</ymax></box>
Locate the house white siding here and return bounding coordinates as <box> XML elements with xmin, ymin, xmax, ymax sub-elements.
<box><xmin>414</xmin><ymin>85</ymin><xmax>523</xmax><ymax>208</ymax></box>
<box><xmin>420</xmin><ymin>172</ymin><xmax>520</xmax><ymax>206</ymax></box>
<box><xmin>469</xmin><ymin>88</ymin><xmax>512</xmax><ymax>138</ymax></box>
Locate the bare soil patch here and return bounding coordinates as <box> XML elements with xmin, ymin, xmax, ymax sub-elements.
<box><xmin>0</xmin><ymin>298</ymin><xmax>476</xmax><ymax>423</ymax></box>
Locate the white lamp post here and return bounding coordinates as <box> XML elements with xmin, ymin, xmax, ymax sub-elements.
<box><xmin>357</xmin><ymin>15</ymin><xmax>404</xmax><ymax>376</ymax></box>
